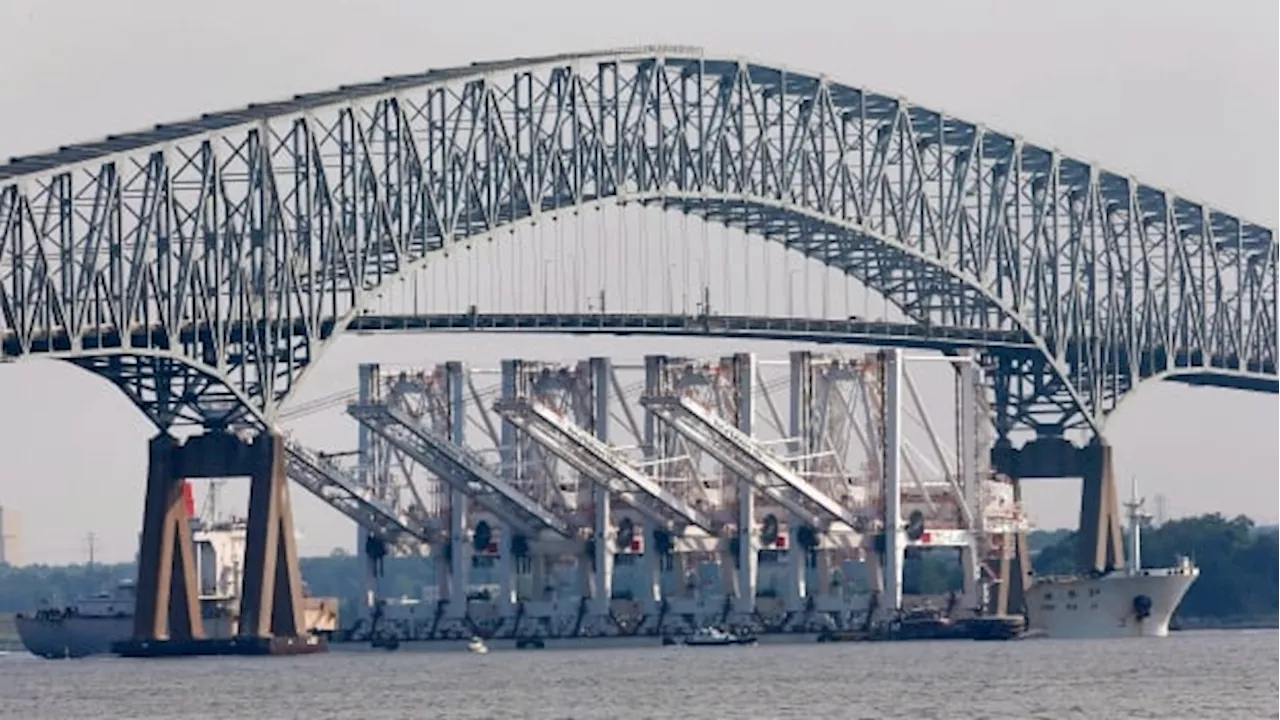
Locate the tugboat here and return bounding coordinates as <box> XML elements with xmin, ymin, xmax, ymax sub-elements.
<box><xmin>683</xmin><ymin>627</ymin><xmax>757</xmax><ymax>647</ymax></box>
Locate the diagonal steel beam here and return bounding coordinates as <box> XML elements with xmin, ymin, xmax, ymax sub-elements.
<box><xmin>493</xmin><ymin>396</ymin><xmax>718</xmax><ymax>535</ymax></box>
<box><xmin>282</xmin><ymin>437</ymin><xmax>438</xmax><ymax>546</ymax></box>
<box><xmin>346</xmin><ymin>401</ymin><xmax>575</xmax><ymax>539</ymax></box>
<box><xmin>640</xmin><ymin>393</ymin><xmax>857</xmax><ymax>530</ymax></box>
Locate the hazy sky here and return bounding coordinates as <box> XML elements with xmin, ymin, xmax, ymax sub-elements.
<box><xmin>0</xmin><ymin>0</ymin><xmax>1276</xmax><ymax>565</ymax></box>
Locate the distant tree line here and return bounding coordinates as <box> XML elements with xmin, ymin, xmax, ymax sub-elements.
<box><xmin>1</xmin><ymin>514</ymin><xmax>1275</xmax><ymax>625</ymax></box>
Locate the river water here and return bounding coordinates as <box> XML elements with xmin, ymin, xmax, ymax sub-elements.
<box><xmin>0</xmin><ymin>630</ymin><xmax>1274</xmax><ymax>719</ymax></box>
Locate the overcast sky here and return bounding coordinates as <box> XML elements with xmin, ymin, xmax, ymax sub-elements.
<box><xmin>0</xmin><ymin>0</ymin><xmax>1275</xmax><ymax>565</ymax></box>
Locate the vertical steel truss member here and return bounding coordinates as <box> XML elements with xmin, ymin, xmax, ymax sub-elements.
<box><xmin>498</xmin><ymin>358</ymin><xmax>591</xmax><ymax>522</ymax></box>
<box><xmin>347</xmin><ymin>388</ymin><xmax>575</xmax><ymax>540</ymax></box>
<box><xmin>881</xmin><ymin>349</ymin><xmax>906</xmax><ymax>611</ymax></box>
<box><xmin>135</xmin><ymin>432</ymin><xmax>305</xmax><ymax>641</ymax></box>
<box><xmin>788</xmin><ymin>351</ymin><xmax>881</xmax><ymax>522</ymax></box>
<box><xmin>493</xmin><ymin>391</ymin><xmax>718</xmax><ymax>535</ymax></box>
<box><xmin>641</xmin><ymin>382</ymin><xmax>859</xmax><ymax>531</ymax></box>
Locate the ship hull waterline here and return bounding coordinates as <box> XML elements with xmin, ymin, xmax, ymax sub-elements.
<box><xmin>1025</xmin><ymin>570</ymin><xmax>1199</xmax><ymax>640</ymax></box>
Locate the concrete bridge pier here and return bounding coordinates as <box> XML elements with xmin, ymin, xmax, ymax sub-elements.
<box><xmin>132</xmin><ymin>434</ymin><xmax>203</xmax><ymax>642</ymax></box>
<box><xmin>132</xmin><ymin>431</ymin><xmax>306</xmax><ymax>644</ymax></box>
<box><xmin>990</xmin><ymin>436</ymin><xmax>1125</xmax><ymax>614</ymax></box>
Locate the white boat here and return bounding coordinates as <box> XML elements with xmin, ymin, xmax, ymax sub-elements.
<box><xmin>683</xmin><ymin>627</ymin><xmax>757</xmax><ymax>647</ymax></box>
<box><xmin>14</xmin><ymin>482</ymin><xmax>340</xmax><ymax>659</ymax></box>
<box><xmin>1025</xmin><ymin>479</ymin><xmax>1199</xmax><ymax>639</ymax></box>
<box><xmin>467</xmin><ymin>636</ymin><xmax>489</xmax><ymax>654</ymax></box>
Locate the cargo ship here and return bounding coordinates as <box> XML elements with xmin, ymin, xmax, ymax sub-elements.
<box><xmin>14</xmin><ymin>483</ymin><xmax>339</xmax><ymax>659</ymax></box>
<box><xmin>1024</xmin><ymin>479</ymin><xmax>1199</xmax><ymax>639</ymax></box>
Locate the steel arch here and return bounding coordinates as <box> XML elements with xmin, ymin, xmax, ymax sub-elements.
<box><xmin>0</xmin><ymin>46</ymin><xmax>1274</xmax><ymax>433</ymax></box>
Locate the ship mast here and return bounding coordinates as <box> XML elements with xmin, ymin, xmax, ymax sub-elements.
<box><xmin>200</xmin><ymin>480</ymin><xmax>225</xmax><ymax>526</ymax></box>
<box><xmin>1123</xmin><ymin>477</ymin><xmax>1150</xmax><ymax>576</ymax></box>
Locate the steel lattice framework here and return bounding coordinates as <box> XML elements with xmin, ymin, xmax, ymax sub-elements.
<box><xmin>0</xmin><ymin>46</ymin><xmax>1275</xmax><ymax>435</ymax></box>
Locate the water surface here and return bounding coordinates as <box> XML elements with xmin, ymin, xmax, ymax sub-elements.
<box><xmin>1</xmin><ymin>630</ymin><xmax>1274</xmax><ymax>719</ymax></box>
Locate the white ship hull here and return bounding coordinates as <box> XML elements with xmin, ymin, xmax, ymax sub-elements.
<box><xmin>1025</xmin><ymin>567</ymin><xmax>1199</xmax><ymax>639</ymax></box>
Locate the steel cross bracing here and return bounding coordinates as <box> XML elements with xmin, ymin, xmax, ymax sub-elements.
<box><xmin>346</xmin><ymin>401</ymin><xmax>575</xmax><ymax>538</ymax></box>
<box><xmin>281</xmin><ymin>436</ymin><xmax>437</xmax><ymax>546</ymax></box>
<box><xmin>638</xmin><ymin>394</ymin><xmax>835</xmax><ymax>531</ymax></box>
<box><xmin>0</xmin><ymin>46</ymin><xmax>1274</xmax><ymax>435</ymax></box>
<box><xmin>492</xmin><ymin>395</ymin><xmax>717</xmax><ymax>534</ymax></box>
<box><xmin>640</xmin><ymin>392</ymin><xmax>860</xmax><ymax>527</ymax></box>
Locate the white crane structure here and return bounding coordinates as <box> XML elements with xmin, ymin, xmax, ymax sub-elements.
<box><xmin>279</xmin><ymin>349</ymin><xmax>1028</xmax><ymax>640</ymax></box>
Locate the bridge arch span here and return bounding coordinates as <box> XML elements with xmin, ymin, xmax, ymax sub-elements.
<box><xmin>0</xmin><ymin>47</ymin><xmax>1273</xmax><ymax>436</ymax></box>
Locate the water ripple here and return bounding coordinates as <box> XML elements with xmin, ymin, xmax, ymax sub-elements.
<box><xmin>0</xmin><ymin>630</ymin><xmax>1274</xmax><ymax>720</ymax></box>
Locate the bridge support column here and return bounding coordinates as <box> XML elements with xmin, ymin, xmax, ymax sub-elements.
<box><xmin>133</xmin><ymin>434</ymin><xmax>204</xmax><ymax>641</ymax></box>
<box><xmin>990</xmin><ymin>436</ymin><xmax>1124</xmax><ymax>613</ymax></box>
<box><xmin>1078</xmin><ymin>443</ymin><xmax>1125</xmax><ymax>574</ymax></box>
<box><xmin>238</xmin><ymin>433</ymin><xmax>305</xmax><ymax>638</ymax></box>
<box><xmin>134</xmin><ymin>431</ymin><xmax>307</xmax><ymax>642</ymax></box>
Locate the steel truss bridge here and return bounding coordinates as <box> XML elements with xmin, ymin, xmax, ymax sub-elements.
<box><xmin>1</xmin><ymin>45</ymin><xmax>1275</xmax><ymax>439</ymax></box>
<box><xmin>2</xmin><ymin>44</ymin><xmax>1275</xmax><ymax>442</ymax></box>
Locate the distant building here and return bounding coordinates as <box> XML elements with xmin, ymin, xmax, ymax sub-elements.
<box><xmin>0</xmin><ymin>506</ymin><xmax>19</xmax><ymax>566</ymax></box>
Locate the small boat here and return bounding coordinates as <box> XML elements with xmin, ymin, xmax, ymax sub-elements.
<box><xmin>467</xmin><ymin>636</ymin><xmax>489</xmax><ymax>655</ymax></box>
<box><xmin>683</xmin><ymin>627</ymin><xmax>757</xmax><ymax>647</ymax></box>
